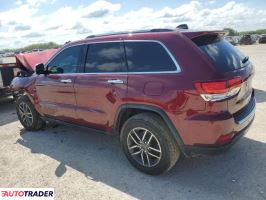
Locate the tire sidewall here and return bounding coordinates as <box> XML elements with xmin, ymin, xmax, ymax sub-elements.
<box><xmin>16</xmin><ymin>96</ymin><xmax>40</xmax><ymax>131</ymax></box>
<box><xmin>121</xmin><ymin>118</ymin><xmax>172</xmax><ymax>175</ymax></box>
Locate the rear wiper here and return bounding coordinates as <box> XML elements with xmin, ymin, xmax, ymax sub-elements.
<box><xmin>242</xmin><ymin>56</ymin><xmax>249</xmax><ymax>64</ymax></box>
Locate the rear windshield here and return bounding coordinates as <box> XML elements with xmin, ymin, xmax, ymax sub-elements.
<box><xmin>194</xmin><ymin>36</ymin><xmax>247</xmax><ymax>72</ymax></box>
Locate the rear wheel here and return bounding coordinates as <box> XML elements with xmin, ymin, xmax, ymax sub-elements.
<box><xmin>16</xmin><ymin>95</ymin><xmax>45</xmax><ymax>131</ymax></box>
<box><xmin>121</xmin><ymin>113</ymin><xmax>181</xmax><ymax>175</ymax></box>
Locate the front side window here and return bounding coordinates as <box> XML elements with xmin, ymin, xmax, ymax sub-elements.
<box><xmin>125</xmin><ymin>41</ymin><xmax>177</xmax><ymax>72</ymax></box>
<box><xmin>47</xmin><ymin>45</ymin><xmax>84</xmax><ymax>74</ymax></box>
<box><xmin>85</xmin><ymin>42</ymin><xmax>125</xmax><ymax>73</ymax></box>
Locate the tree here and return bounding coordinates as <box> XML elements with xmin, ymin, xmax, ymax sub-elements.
<box><xmin>0</xmin><ymin>42</ymin><xmax>61</xmax><ymax>53</ymax></box>
<box><xmin>22</xmin><ymin>42</ymin><xmax>61</xmax><ymax>52</ymax></box>
<box><xmin>223</xmin><ymin>28</ymin><xmax>239</xmax><ymax>36</ymax></box>
<box><xmin>240</xmin><ymin>29</ymin><xmax>266</xmax><ymax>35</ymax></box>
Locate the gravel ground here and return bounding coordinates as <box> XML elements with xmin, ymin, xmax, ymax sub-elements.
<box><xmin>0</xmin><ymin>44</ymin><xmax>266</xmax><ymax>200</ymax></box>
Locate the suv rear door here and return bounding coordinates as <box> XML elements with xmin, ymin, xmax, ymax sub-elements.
<box><xmin>36</xmin><ymin>45</ymin><xmax>85</xmax><ymax>121</ymax></box>
<box><xmin>74</xmin><ymin>41</ymin><xmax>127</xmax><ymax>132</ymax></box>
<box><xmin>124</xmin><ymin>40</ymin><xmax>181</xmax><ymax>108</ymax></box>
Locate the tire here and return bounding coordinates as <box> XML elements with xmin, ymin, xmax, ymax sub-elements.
<box><xmin>120</xmin><ymin>112</ymin><xmax>181</xmax><ymax>175</ymax></box>
<box><xmin>16</xmin><ymin>95</ymin><xmax>45</xmax><ymax>131</ymax></box>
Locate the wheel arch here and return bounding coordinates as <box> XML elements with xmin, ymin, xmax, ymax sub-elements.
<box><xmin>17</xmin><ymin>91</ymin><xmax>34</xmax><ymax>104</ymax></box>
<box><xmin>114</xmin><ymin>104</ymin><xmax>185</xmax><ymax>153</ymax></box>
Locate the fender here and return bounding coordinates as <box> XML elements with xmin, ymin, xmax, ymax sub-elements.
<box><xmin>15</xmin><ymin>90</ymin><xmax>42</xmax><ymax>115</ymax></box>
<box><xmin>114</xmin><ymin>103</ymin><xmax>186</xmax><ymax>154</ymax></box>
<box><xmin>11</xmin><ymin>75</ymin><xmax>44</xmax><ymax>115</ymax></box>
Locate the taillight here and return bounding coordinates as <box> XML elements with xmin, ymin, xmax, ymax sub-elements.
<box><xmin>194</xmin><ymin>77</ymin><xmax>242</xmax><ymax>101</ymax></box>
<box><xmin>228</xmin><ymin>77</ymin><xmax>242</xmax><ymax>90</ymax></box>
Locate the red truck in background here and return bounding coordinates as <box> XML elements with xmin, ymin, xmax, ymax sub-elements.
<box><xmin>0</xmin><ymin>49</ymin><xmax>58</xmax><ymax>98</ymax></box>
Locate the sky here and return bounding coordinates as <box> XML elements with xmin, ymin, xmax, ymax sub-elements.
<box><xmin>0</xmin><ymin>0</ymin><xmax>266</xmax><ymax>49</ymax></box>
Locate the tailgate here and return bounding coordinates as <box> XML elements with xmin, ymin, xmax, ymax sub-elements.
<box><xmin>227</xmin><ymin>63</ymin><xmax>255</xmax><ymax>114</ymax></box>
<box><xmin>192</xmin><ymin>33</ymin><xmax>255</xmax><ymax>114</ymax></box>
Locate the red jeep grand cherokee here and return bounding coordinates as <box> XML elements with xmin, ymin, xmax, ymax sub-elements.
<box><xmin>12</xmin><ymin>28</ymin><xmax>256</xmax><ymax>175</ymax></box>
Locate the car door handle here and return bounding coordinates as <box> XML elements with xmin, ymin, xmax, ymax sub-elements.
<box><xmin>107</xmin><ymin>79</ymin><xmax>124</xmax><ymax>84</ymax></box>
<box><xmin>60</xmin><ymin>79</ymin><xmax>72</xmax><ymax>83</ymax></box>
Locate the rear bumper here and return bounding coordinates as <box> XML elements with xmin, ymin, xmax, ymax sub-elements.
<box><xmin>183</xmin><ymin>114</ymin><xmax>254</xmax><ymax>157</ymax></box>
<box><xmin>171</xmin><ymin>88</ymin><xmax>256</xmax><ymax>145</ymax></box>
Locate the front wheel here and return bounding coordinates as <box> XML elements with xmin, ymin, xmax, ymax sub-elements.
<box><xmin>16</xmin><ymin>95</ymin><xmax>45</xmax><ymax>131</ymax></box>
<box><xmin>121</xmin><ymin>113</ymin><xmax>181</xmax><ymax>175</ymax></box>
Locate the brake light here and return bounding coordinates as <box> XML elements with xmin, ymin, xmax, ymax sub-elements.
<box><xmin>228</xmin><ymin>77</ymin><xmax>242</xmax><ymax>90</ymax></box>
<box><xmin>194</xmin><ymin>77</ymin><xmax>242</xmax><ymax>101</ymax></box>
<box><xmin>194</xmin><ymin>81</ymin><xmax>227</xmax><ymax>94</ymax></box>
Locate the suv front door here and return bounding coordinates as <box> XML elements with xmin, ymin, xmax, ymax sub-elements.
<box><xmin>35</xmin><ymin>45</ymin><xmax>85</xmax><ymax>122</ymax></box>
<box><xmin>74</xmin><ymin>42</ymin><xmax>127</xmax><ymax>132</ymax></box>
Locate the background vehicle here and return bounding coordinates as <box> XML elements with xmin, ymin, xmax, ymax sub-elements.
<box><xmin>258</xmin><ymin>34</ymin><xmax>266</xmax><ymax>44</ymax></box>
<box><xmin>225</xmin><ymin>36</ymin><xmax>238</xmax><ymax>45</ymax></box>
<box><xmin>239</xmin><ymin>34</ymin><xmax>256</xmax><ymax>45</ymax></box>
<box><xmin>0</xmin><ymin>57</ymin><xmax>20</xmax><ymax>98</ymax></box>
<box><xmin>0</xmin><ymin>50</ymin><xmax>57</xmax><ymax>99</ymax></box>
<box><xmin>11</xmin><ymin>28</ymin><xmax>256</xmax><ymax>175</ymax></box>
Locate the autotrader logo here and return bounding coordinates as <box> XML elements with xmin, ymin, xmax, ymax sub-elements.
<box><xmin>0</xmin><ymin>188</ymin><xmax>54</xmax><ymax>200</ymax></box>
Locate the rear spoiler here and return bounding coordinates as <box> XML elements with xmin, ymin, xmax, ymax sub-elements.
<box><xmin>15</xmin><ymin>49</ymin><xmax>58</xmax><ymax>72</ymax></box>
<box><xmin>181</xmin><ymin>30</ymin><xmax>226</xmax><ymax>40</ymax></box>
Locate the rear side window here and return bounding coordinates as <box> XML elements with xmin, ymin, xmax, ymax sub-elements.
<box><xmin>194</xmin><ymin>36</ymin><xmax>246</xmax><ymax>72</ymax></box>
<box><xmin>85</xmin><ymin>42</ymin><xmax>125</xmax><ymax>73</ymax></box>
<box><xmin>124</xmin><ymin>41</ymin><xmax>177</xmax><ymax>72</ymax></box>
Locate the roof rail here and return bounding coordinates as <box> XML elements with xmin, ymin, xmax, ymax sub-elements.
<box><xmin>86</xmin><ymin>28</ymin><xmax>175</xmax><ymax>38</ymax></box>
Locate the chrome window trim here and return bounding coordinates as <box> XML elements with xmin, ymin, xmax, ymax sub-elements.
<box><xmin>123</xmin><ymin>40</ymin><xmax>181</xmax><ymax>73</ymax></box>
<box><xmin>45</xmin><ymin>39</ymin><xmax>181</xmax><ymax>74</ymax></box>
<box><xmin>45</xmin><ymin>43</ymin><xmax>89</xmax><ymax>69</ymax></box>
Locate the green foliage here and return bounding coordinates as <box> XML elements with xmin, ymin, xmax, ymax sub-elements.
<box><xmin>223</xmin><ymin>28</ymin><xmax>239</xmax><ymax>36</ymax></box>
<box><xmin>240</xmin><ymin>29</ymin><xmax>266</xmax><ymax>35</ymax></box>
<box><xmin>22</xmin><ymin>42</ymin><xmax>61</xmax><ymax>51</ymax></box>
<box><xmin>1</xmin><ymin>42</ymin><xmax>61</xmax><ymax>53</ymax></box>
<box><xmin>223</xmin><ymin>27</ymin><xmax>266</xmax><ymax>36</ymax></box>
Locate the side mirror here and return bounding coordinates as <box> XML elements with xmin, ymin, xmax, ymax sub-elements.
<box><xmin>35</xmin><ymin>63</ymin><xmax>45</xmax><ymax>75</ymax></box>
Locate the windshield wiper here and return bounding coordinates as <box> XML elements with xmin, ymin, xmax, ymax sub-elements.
<box><xmin>242</xmin><ymin>56</ymin><xmax>249</xmax><ymax>64</ymax></box>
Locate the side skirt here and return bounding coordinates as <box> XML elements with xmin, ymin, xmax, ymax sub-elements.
<box><xmin>41</xmin><ymin>116</ymin><xmax>112</xmax><ymax>136</ymax></box>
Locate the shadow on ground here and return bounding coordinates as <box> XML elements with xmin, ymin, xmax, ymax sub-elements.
<box><xmin>0</xmin><ymin>97</ymin><xmax>17</xmax><ymax>126</ymax></box>
<box><xmin>17</xmin><ymin>125</ymin><xmax>266</xmax><ymax>200</ymax></box>
<box><xmin>255</xmin><ymin>89</ymin><xmax>266</xmax><ymax>103</ymax></box>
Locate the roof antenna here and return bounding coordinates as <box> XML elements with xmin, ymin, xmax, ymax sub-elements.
<box><xmin>176</xmin><ymin>24</ymin><xmax>189</xmax><ymax>29</ymax></box>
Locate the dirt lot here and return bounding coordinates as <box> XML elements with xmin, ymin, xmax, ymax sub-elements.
<box><xmin>0</xmin><ymin>45</ymin><xmax>266</xmax><ymax>200</ymax></box>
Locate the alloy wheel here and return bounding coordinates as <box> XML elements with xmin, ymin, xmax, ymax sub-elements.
<box><xmin>127</xmin><ymin>127</ymin><xmax>162</xmax><ymax>167</ymax></box>
<box><xmin>18</xmin><ymin>102</ymin><xmax>33</xmax><ymax>127</ymax></box>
